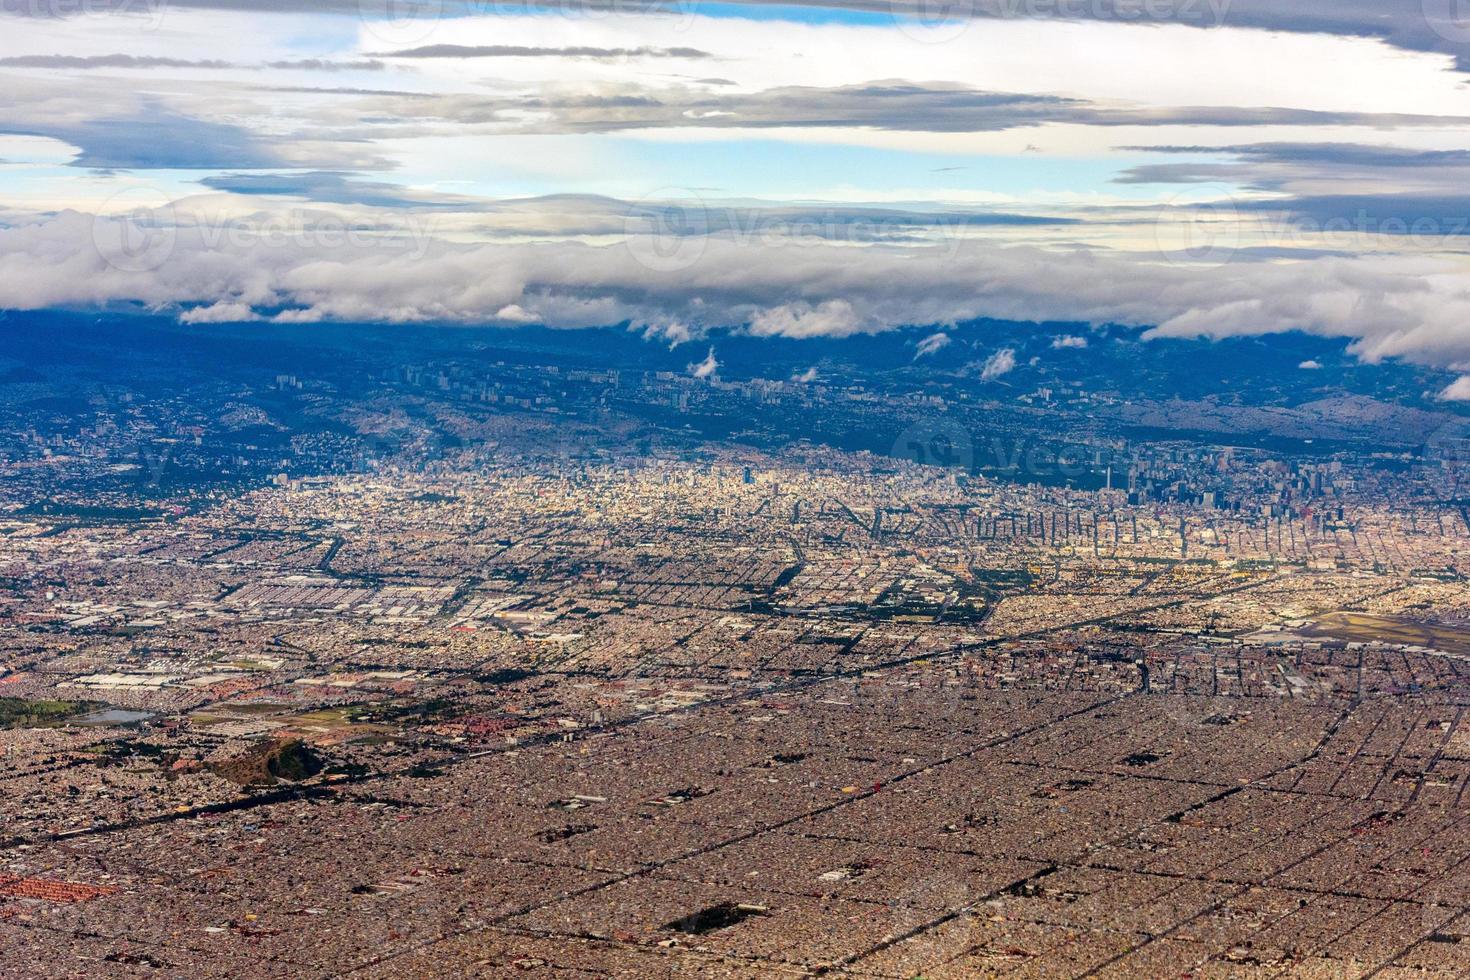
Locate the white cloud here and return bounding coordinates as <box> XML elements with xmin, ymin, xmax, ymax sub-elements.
<box><xmin>913</xmin><ymin>332</ymin><xmax>951</xmax><ymax>359</ymax></box>
<box><xmin>178</xmin><ymin>300</ymin><xmax>260</xmax><ymax>323</ymax></box>
<box><xmin>1439</xmin><ymin>376</ymin><xmax>1470</xmax><ymax>401</ymax></box>
<box><xmin>690</xmin><ymin>346</ymin><xmax>718</xmax><ymax>379</ymax></box>
<box><xmin>8</xmin><ymin>1</ymin><xmax>1470</xmax><ymax>372</ymax></box>
<box><xmin>750</xmin><ymin>300</ymin><xmax>862</xmax><ymax>339</ymax></box>
<box><xmin>979</xmin><ymin>347</ymin><xmax>1017</xmax><ymax>380</ymax></box>
<box><xmin>494</xmin><ymin>304</ymin><xmax>538</xmax><ymax>324</ymax></box>
<box><xmin>14</xmin><ymin>208</ymin><xmax>1470</xmax><ymax>373</ymax></box>
<box><xmin>793</xmin><ymin>366</ymin><xmax>818</xmax><ymax>382</ymax></box>
<box><xmin>1299</xmin><ymin>359</ymin><xmax>1323</xmax><ymax>369</ymax></box>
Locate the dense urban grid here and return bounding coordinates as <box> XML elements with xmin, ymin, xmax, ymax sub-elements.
<box><xmin>1</xmin><ymin>316</ymin><xmax>1469</xmax><ymax>977</ymax></box>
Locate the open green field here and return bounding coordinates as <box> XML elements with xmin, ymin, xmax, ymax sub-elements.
<box><xmin>0</xmin><ymin>697</ymin><xmax>98</xmax><ymax>729</ymax></box>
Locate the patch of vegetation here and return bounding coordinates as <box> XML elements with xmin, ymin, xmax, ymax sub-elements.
<box><xmin>322</xmin><ymin>761</ymin><xmax>370</xmax><ymax>780</ymax></box>
<box><xmin>0</xmin><ymin>697</ymin><xmax>97</xmax><ymax>729</ymax></box>
<box><xmin>88</xmin><ymin>738</ymin><xmax>170</xmax><ymax>763</ymax></box>
<box><xmin>352</xmin><ymin>697</ymin><xmax>462</xmax><ymax>725</ymax></box>
<box><xmin>475</xmin><ymin>668</ymin><xmax>536</xmax><ymax>686</ymax></box>
<box><xmin>18</xmin><ymin>502</ymin><xmax>165</xmax><ymax>522</ymax></box>
<box><xmin>209</xmin><ymin>738</ymin><xmax>324</xmax><ymax>787</ymax></box>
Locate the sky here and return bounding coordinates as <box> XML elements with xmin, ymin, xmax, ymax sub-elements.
<box><xmin>8</xmin><ymin>0</ymin><xmax>1470</xmax><ymax>390</ymax></box>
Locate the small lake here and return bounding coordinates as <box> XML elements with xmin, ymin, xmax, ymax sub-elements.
<box><xmin>73</xmin><ymin>708</ymin><xmax>155</xmax><ymax>727</ymax></box>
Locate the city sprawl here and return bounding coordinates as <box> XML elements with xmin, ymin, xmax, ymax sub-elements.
<box><xmin>1</xmin><ymin>317</ymin><xmax>1469</xmax><ymax>977</ymax></box>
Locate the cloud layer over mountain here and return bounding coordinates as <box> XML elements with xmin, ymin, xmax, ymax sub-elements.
<box><xmin>4</xmin><ymin>0</ymin><xmax>1470</xmax><ymax>384</ymax></box>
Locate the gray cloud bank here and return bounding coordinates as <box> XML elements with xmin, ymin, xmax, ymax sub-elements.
<box><xmin>0</xmin><ymin>54</ymin><xmax>383</xmax><ymax>71</ymax></box>
<box><xmin>8</xmin><ymin>0</ymin><xmax>1470</xmax><ymax>69</ymax></box>
<box><xmin>374</xmin><ymin>44</ymin><xmax>710</xmax><ymax>59</ymax></box>
<box><xmin>357</xmin><ymin>83</ymin><xmax>1470</xmax><ymax>135</ymax></box>
<box><xmin>6</xmin><ymin>75</ymin><xmax>1466</xmax><ymax>180</ymax></box>
<box><xmin>9</xmin><ymin>206</ymin><xmax>1470</xmax><ymax>374</ymax></box>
